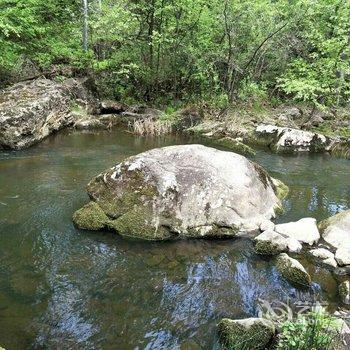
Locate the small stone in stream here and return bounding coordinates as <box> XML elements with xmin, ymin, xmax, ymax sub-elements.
<box><xmin>254</xmin><ymin>230</ymin><xmax>287</xmax><ymax>255</ymax></box>
<box><xmin>260</xmin><ymin>220</ymin><xmax>275</xmax><ymax>232</ymax></box>
<box><xmin>275</xmin><ymin>218</ymin><xmax>320</xmax><ymax>245</ymax></box>
<box><xmin>217</xmin><ymin>318</ymin><xmax>275</xmax><ymax>350</ymax></box>
<box><xmin>335</xmin><ymin>247</ymin><xmax>350</xmax><ymax>266</ymax></box>
<box><xmin>309</xmin><ymin>248</ymin><xmax>337</xmax><ymax>268</ymax></box>
<box><xmin>276</xmin><ymin>253</ymin><xmax>311</xmax><ymax>288</ymax></box>
<box><xmin>339</xmin><ymin>281</ymin><xmax>350</xmax><ymax>305</ymax></box>
<box><xmin>285</xmin><ymin>237</ymin><xmax>303</xmax><ymax>253</ymax></box>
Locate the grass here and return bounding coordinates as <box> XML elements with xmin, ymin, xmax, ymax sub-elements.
<box><xmin>133</xmin><ymin>118</ymin><xmax>173</xmax><ymax>136</ymax></box>
<box><xmin>276</xmin><ymin>311</ymin><xmax>341</xmax><ymax>350</ymax></box>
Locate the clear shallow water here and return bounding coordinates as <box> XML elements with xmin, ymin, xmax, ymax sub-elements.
<box><xmin>0</xmin><ymin>129</ymin><xmax>349</xmax><ymax>349</ymax></box>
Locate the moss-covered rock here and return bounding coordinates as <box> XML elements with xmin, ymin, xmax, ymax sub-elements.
<box><xmin>276</xmin><ymin>253</ymin><xmax>311</xmax><ymax>288</ymax></box>
<box><xmin>73</xmin><ymin>144</ymin><xmax>286</xmax><ymax>240</ymax></box>
<box><xmin>254</xmin><ymin>230</ymin><xmax>288</xmax><ymax>255</ymax></box>
<box><xmin>217</xmin><ymin>317</ymin><xmax>275</xmax><ymax>350</ymax></box>
<box><xmin>108</xmin><ymin>206</ymin><xmax>172</xmax><ymax>240</ymax></box>
<box><xmin>213</xmin><ymin>137</ymin><xmax>256</xmax><ymax>156</ymax></box>
<box><xmin>72</xmin><ymin>201</ymin><xmax>109</xmax><ymax>230</ymax></box>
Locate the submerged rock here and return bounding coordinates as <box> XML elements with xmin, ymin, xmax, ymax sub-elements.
<box><xmin>73</xmin><ymin>144</ymin><xmax>287</xmax><ymax>240</ymax></box>
<box><xmin>0</xmin><ymin>78</ymin><xmax>98</xmax><ymax>149</ymax></box>
<box><xmin>217</xmin><ymin>317</ymin><xmax>275</xmax><ymax>350</ymax></box>
<box><xmin>255</xmin><ymin>124</ymin><xmax>335</xmax><ymax>153</ymax></box>
<box><xmin>339</xmin><ymin>281</ymin><xmax>350</xmax><ymax>305</ymax></box>
<box><xmin>275</xmin><ymin>218</ymin><xmax>320</xmax><ymax>245</ymax></box>
<box><xmin>276</xmin><ymin>253</ymin><xmax>311</xmax><ymax>288</ymax></box>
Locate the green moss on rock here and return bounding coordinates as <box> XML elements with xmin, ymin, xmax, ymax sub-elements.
<box><xmin>276</xmin><ymin>253</ymin><xmax>311</xmax><ymax>289</ymax></box>
<box><xmin>72</xmin><ymin>201</ymin><xmax>110</xmax><ymax>230</ymax></box>
<box><xmin>87</xmin><ymin>168</ymin><xmax>158</xmax><ymax>218</ymax></box>
<box><xmin>218</xmin><ymin>318</ymin><xmax>275</xmax><ymax>350</ymax></box>
<box><xmin>108</xmin><ymin>206</ymin><xmax>172</xmax><ymax>240</ymax></box>
<box><xmin>255</xmin><ymin>240</ymin><xmax>282</xmax><ymax>256</ymax></box>
<box><xmin>214</xmin><ymin>137</ymin><xmax>256</xmax><ymax>156</ymax></box>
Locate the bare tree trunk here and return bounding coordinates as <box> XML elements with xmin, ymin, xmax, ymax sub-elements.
<box><xmin>82</xmin><ymin>0</ymin><xmax>89</xmax><ymax>52</ymax></box>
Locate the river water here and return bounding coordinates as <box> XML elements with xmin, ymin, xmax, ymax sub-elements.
<box><xmin>0</xmin><ymin>129</ymin><xmax>349</xmax><ymax>349</ymax></box>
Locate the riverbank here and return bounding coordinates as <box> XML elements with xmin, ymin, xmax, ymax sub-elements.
<box><xmin>1</xmin><ymin>76</ymin><xmax>349</xmax><ymax>159</ymax></box>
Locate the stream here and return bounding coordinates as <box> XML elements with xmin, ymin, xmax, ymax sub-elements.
<box><xmin>0</xmin><ymin>129</ymin><xmax>349</xmax><ymax>349</ymax></box>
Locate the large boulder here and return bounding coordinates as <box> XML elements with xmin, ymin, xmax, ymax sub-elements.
<box><xmin>276</xmin><ymin>253</ymin><xmax>311</xmax><ymax>288</ymax></box>
<box><xmin>217</xmin><ymin>318</ymin><xmax>275</xmax><ymax>350</ymax></box>
<box><xmin>320</xmin><ymin>210</ymin><xmax>350</xmax><ymax>268</ymax></box>
<box><xmin>0</xmin><ymin>78</ymin><xmax>98</xmax><ymax>149</ymax></box>
<box><xmin>275</xmin><ymin>218</ymin><xmax>320</xmax><ymax>245</ymax></box>
<box><xmin>320</xmin><ymin>210</ymin><xmax>350</xmax><ymax>251</ymax></box>
<box><xmin>73</xmin><ymin>144</ymin><xmax>287</xmax><ymax>240</ymax></box>
<box><xmin>255</xmin><ymin>124</ymin><xmax>335</xmax><ymax>153</ymax></box>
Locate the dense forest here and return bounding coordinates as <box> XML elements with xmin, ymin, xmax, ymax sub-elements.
<box><xmin>1</xmin><ymin>0</ymin><xmax>349</xmax><ymax>109</ymax></box>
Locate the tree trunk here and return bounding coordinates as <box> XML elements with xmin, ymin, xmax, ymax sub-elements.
<box><xmin>82</xmin><ymin>0</ymin><xmax>89</xmax><ymax>52</ymax></box>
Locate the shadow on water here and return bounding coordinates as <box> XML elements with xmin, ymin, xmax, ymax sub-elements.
<box><xmin>0</xmin><ymin>129</ymin><xmax>349</xmax><ymax>349</ymax></box>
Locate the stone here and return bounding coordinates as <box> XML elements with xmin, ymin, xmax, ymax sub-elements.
<box><xmin>100</xmin><ymin>100</ymin><xmax>126</xmax><ymax>114</ymax></box>
<box><xmin>217</xmin><ymin>318</ymin><xmax>275</xmax><ymax>350</ymax></box>
<box><xmin>319</xmin><ymin>210</ymin><xmax>350</xmax><ymax>251</ymax></box>
<box><xmin>254</xmin><ymin>230</ymin><xmax>288</xmax><ymax>255</ymax></box>
<box><xmin>260</xmin><ymin>220</ymin><xmax>275</xmax><ymax>232</ymax></box>
<box><xmin>255</xmin><ymin>124</ymin><xmax>334</xmax><ymax>153</ymax></box>
<box><xmin>275</xmin><ymin>218</ymin><xmax>320</xmax><ymax>245</ymax></box>
<box><xmin>213</xmin><ymin>137</ymin><xmax>256</xmax><ymax>156</ymax></box>
<box><xmin>73</xmin><ymin>144</ymin><xmax>287</xmax><ymax>240</ymax></box>
<box><xmin>335</xmin><ymin>247</ymin><xmax>350</xmax><ymax>266</ymax></box>
<box><xmin>309</xmin><ymin>248</ymin><xmax>337</xmax><ymax>268</ymax></box>
<box><xmin>284</xmin><ymin>107</ymin><xmax>302</xmax><ymax>119</ymax></box>
<box><xmin>339</xmin><ymin>281</ymin><xmax>350</xmax><ymax>305</ymax></box>
<box><xmin>276</xmin><ymin>253</ymin><xmax>311</xmax><ymax>288</ymax></box>
<box><xmin>72</xmin><ymin>202</ymin><xmax>110</xmax><ymax>231</ymax></box>
<box><xmin>285</xmin><ymin>237</ymin><xmax>303</xmax><ymax>253</ymax></box>
<box><xmin>0</xmin><ymin>78</ymin><xmax>98</xmax><ymax>149</ymax></box>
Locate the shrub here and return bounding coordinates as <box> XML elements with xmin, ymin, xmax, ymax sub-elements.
<box><xmin>276</xmin><ymin>311</ymin><xmax>339</xmax><ymax>350</ymax></box>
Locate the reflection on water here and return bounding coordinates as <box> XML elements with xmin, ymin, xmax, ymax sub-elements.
<box><xmin>0</xmin><ymin>129</ymin><xmax>349</xmax><ymax>349</ymax></box>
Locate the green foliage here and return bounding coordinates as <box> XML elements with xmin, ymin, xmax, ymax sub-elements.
<box><xmin>277</xmin><ymin>311</ymin><xmax>339</xmax><ymax>350</ymax></box>
<box><xmin>1</xmin><ymin>0</ymin><xmax>349</xmax><ymax>109</ymax></box>
<box><xmin>278</xmin><ymin>0</ymin><xmax>350</xmax><ymax>108</ymax></box>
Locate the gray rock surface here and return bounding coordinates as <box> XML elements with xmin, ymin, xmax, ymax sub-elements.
<box><xmin>320</xmin><ymin>210</ymin><xmax>350</xmax><ymax>251</ymax></box>
<box><xmin>255</xmin><ymin>124</ymin><xmax>335</xmax><ymax>153</ymax></box>
<box><xmin>309</xmin><ymin>248</ymin><xmax>337</xmax><ymax>268</ymax></box>
<box><xmin>0</xmin><ymin>78</ymin><xmax>98</xmax><ymax>149</ymax></box>
<box><xmin>73</xmin><ymin>144</ymin><xmax>287</xmax><ymax>240</ymax></box>
<box><xmin>275</xmin><ymin>218</ymin><xmax>320</xmax><ymax>245</ymax></box>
